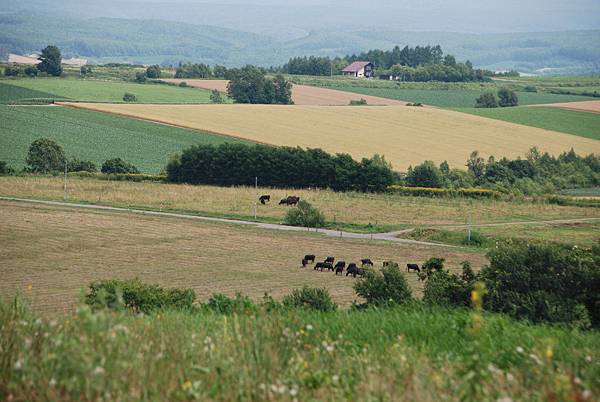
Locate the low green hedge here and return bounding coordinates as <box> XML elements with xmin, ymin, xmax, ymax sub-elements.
<box><xmin>387</xmin><ymin>185</ymin><xmax>501</xmax><ymax>199</ymax></box>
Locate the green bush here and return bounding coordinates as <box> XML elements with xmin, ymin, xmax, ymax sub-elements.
<box><xmin>68</xmin><ymin>158</ymin><xmax>97</xmax><ymax>173</ymax></box>
<box><xmin>24</xmin><ymin>66</ymin><xmax>38</xmax><ymax>77</ymax></box>
<box><xmin>145</xmin><ymin>65</ymin><xmax>161</xmax><ymax>79</ymax></box>
<box><xmin>423</xmin><ymin>261</ymin><xmax>477</xmax><ymax>307</ymax></box>
<box><xmin>461</xmin><ymin>230</ymin><xmax>491</xmax><ymax>247</ymax></box>
<box><xmin>122</xmin><ymin>92</ymin><xmax>137</xmax><ymax>102</ymax></box>
<box><xmin>284</xmin><ymin>200</ymin><xmax>326</xmax><ymax>228</ymax></box>
<box><xmin>4</xmin><ymin>66</ymin><xmax>21</xmax><ymax>76</ymax></box>
<box><xmin>26</xmin><ymin>138</ymin><xmax>65</xmax><ymax>173</ymax></box>
<box><xmin>85</xmin><ymin>279</ymin><xmax>196</xmax><ymax>313</ymax></box>
<box><xmin>353</xmin><ymin>262</ymin><xmax>413</xmax><ymax>306</ymax></box>
<box><xmin>282</xmin><ymin>287</ymin><xmax>337</xmax><ymax>312</ymax></box>
<box><xmin>498</xmin><ymin>88</ymin><xmax>519</xmax><ymax>107</ymax></box>
<box><xmin>481</xmin><ymin>242</ymin><xmax>600</xmax><ymax>328</ymax></box>
<box><xmin>475</xmin><ymin>92</ymin><xmax>498</xmax><ymax>108</ymax></box>
<box><xmin>178</xmin><ymin>81</ymin><xmax>188</xmax><ymax>87</ymax></box>
<box><xmin>101</xmin><ymin>158</ymin><xmax>140</xmax><ymax>174</ymax></box>
<box><xmin>0</xmin><ymin>161</ymin><xmax>15</xmax><ymax>175</ymax></box>
<box><xmin>349</xmin><ymin>98</ymin><xmax>368</xmax><ymax>105</ymax></box>
<box><xmin>421</xmin><ymin>257</ymin><xmax>445</xmax><ymax>279</ymax></box>
<box><xmin>205</xmin><ymin>293</ymin><xmax>257</xmax><ymax>315</ymax></box>
<box><xmin>210</xmin><ymin>89</ymin><xmax>225</xmax><ymax>103</ymax></box>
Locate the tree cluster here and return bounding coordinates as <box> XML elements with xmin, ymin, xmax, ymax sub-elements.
<box><xmin>404</xmin><ymin>148</ymin><xmax>600</xmax><ymax>195</ymax></box>
<box><xmin>165</xmin><ymin>143</ymin><xmax>395</xmax><ymax>192</ymax></box>
<box><xmin>174</xmin><ymin>63</ymin><xmax>232</xmax><ymax>79</ymax></box>
<box><xmin>226</xmin><ymin>66</ymin><xmax>292</xmax><ymax>104</ymax></box>
<box><xmin>475</xmin><ymin>88</ymin><xmax>519</xmax><ymax>108</ymax></box>
<box><xmin>282</xmin><ymin>56</ymin><xmax>346</xmax><ymax>76</ymax></box>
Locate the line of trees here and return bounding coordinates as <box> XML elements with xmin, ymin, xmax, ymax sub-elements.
<box><xmin>174</xmin><ymin>63</ymin><xmax>233</xmax><ymax>79</ymax></box>
<box><xmin>165</xmin><ymin>143</ymin><xmax>395</xmax><ymax>192</ymax></box>
<box><xmin>226</xmin><ymin>66</ymin><xmax>292</xmax><ymax>104</ymax></box>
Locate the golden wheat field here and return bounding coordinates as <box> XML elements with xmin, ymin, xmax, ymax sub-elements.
<box><xmin>0</xmin><ymin>201</ymin><xmax>486</xmax><ymax>314</ymax></box>
<box><xmin>3</xmin><ymin>176</ymin><xmax>600</xmax><ymax>228</ymax></box>
<box><xmin>62</xmin><ymin>103</ymin><xmax>600</xmax><ymax>170</ymax></box>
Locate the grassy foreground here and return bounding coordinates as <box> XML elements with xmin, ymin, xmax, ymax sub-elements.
<box><xmin>0</xmin><ymin>78</ymin><xmax>215</xmax><ymax>104</ymax></box>
<box><xmin>0</xmin><ymin>105</ymin><xmax>246</xmax><ymax>173</ymax></box>
<box><xmin>1</xmin><ymin>297</ymin><xmax>599</xmax><ymax>401</ymax></box>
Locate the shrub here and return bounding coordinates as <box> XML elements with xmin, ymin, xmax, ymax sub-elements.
<box><xmin>85</xmin><ymin>279</ymin><xmax>196</xmax><ymax>313</ymax></box>
<box><xmin>145</xmin><ymin>65</ymin><xmax>161</xmax><ymax>79</ymax></box>
<box><xmin>0</xmin><ymin>161</ymin><xmax>15</xmax><ymax>175</ymax></box>
<box><xmin>123</xmin><ymin>92</ymin><xmax>137</xmax><ymax>102</ymax></box>
<box><xmin>475</xmin><ymin>92</ymin><xmax>498</xmax><ymax>108</ymax></box>
<box><xmin>481</xmin><ymin>242</ymin><xmax>600</xmax><ymax>328</ymax></box>
<box><xmin>423</xmin><ymin>261</ymin><xmax>477</xmax><ymax>307</ymax></box>
<box><xmin>205</xmin><ymin>293</ymin><xmax>257</xmax><ymax>314</ymax></box>
<box><xmin>68</xmin><ymin>158</ymin><xmax>97</xmax><ymax>173</ymax></box>
<box><xmin>4</xmin><ymin>66</ymin><xmax>21</xmax><ymax>76</ymax></box>
<box><xmin>284</xmin><ymin>200</ymin><xmax>326</xmax><ymax>228</ymax></box>
<box><xmin>498</xmin><ymin>88</ymin><xmax>519</xmax><ymax>107</ymax></box>
<box><xmin>523</xmin><ymin>85</ymin><xmax>537</xmax><ymax>92</ymax></box>
<box><xmin>353</xmin><ymin>262</ymin><xmax>413</xmax><ymax>306</ymax></box>
<box><xmin>178</xmin><ymin>81</ymin><xmax>188</xmax><ymax>87</ymax></box>
<box><xmin>80</xmin><ymin>65</ymin><xmax>92</xmax><ymax>76</ymax></box>
<box><xmin>282</xmin><ymin>287</ymin><xmax>337</xmax><ymax>312</ymax></box>
<box><xmin>135</xmin><ymin>71</ymin><xmax>146</xmax><ymax>83</ymax></box>
<box><xmin>210</xmin><ymin>89</ymin><xmax>225</xmax><ymax>104</ymax></box>
<box><xmin>421</xmin><ymin>257</ymin><xmax>445</xmax><ymax>279</ymax></box>
<box><xmin>24</xmin><ymin>66</ymin><xmax>38</xmax><ymax>77</ymax></box>
<box><xmin>26</xmin><ymin>138</ymin><xmax>65</xmax><ymax>173</ymax></box>
<box><xmin>461</xmin><ymin>230</ymin><xmax>490</xmax><ymax>247</ymax></box>
<box><xmin>349</xmin><ymin>98</ymin><xmax>367</xmax><ymax>105</ymax></box>
<box><xmin>387</xmin><ymin>185</ymin><xmax>500</xmax><ymax>199</ymax></box>
<box><xmin>406</xmin><ymin>161</ymin><xmax>444</xmax><ymax>188</ymax></box>
<box><xmin>101</xmin><ymin>158</ymin><xmax>140</xmax><ymax>174</ymax></box>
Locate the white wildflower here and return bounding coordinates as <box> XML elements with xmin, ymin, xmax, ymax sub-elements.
<box><xmin>306</xmin><ymin>324</ymin><xmax>314</xmax><ymax>331</ymax></box>
<box><xmin>332</xmin><ymin>375</ymin><xmax>340</xmax><ymax>383</ymax></box>
<box><xmin>497</xmin><ymin>397</ymin><xmax>513</xmax><ymax>402</ymax></box>
<box><xmin>14</xmin><ymin>359</ymin><xmax>23</xmax><ymax>370</ymax></box>
<box><xmin>49</xmin><ymin>378</ymin><xmax>57</xmax><ymax>387</ymax></box>
<box><xmin>585</xmin><ymin>355</ymin><xmax>592</xmax><ymax>363</ymax></box>
<box><xmin>289</xmin><ymin>387</ymin><xmax>298</xmax><ymax>397</ymax></box>
<box><xmin>515</xmin><ymin>346</ymin><xmax>524</xmax><ymax>354</ymax></box>
<box><xmin>93</xmin><ymin>366</ymin><xmax>105</xmax><ymax>375</ymax></box>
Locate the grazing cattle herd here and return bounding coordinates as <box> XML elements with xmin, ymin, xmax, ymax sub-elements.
<box><xmin>301</xmin><ymin>254</ymin><xmax>421</xmax><ymax>279</ymax></box>
<box><xmin>258</xmin><ymin>194</ymin><xmax>302</xmax><ymax>206</ymax></box>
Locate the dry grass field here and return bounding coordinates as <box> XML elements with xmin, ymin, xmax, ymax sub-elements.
<box><xmin>161</xmin><ymin>79</ymin><xmax>406</xmax><ymax>106</ymax></box>
<box><xmin>0</xmin><ymin>201</ymin><xmax>487</xmax><ymax>315</ymax></box>
<box><xmin>2</xmin><ymin>176</ymin><xmax>600</xmax><ymax>228</ymax></box>
<box><xmin>61</xmin><ymin>103</ymin><xmax>600</xmax><ymax>170</ymax></box>
<box><xmin>533</xmin><ymin>100</ymin><xmax>600</xmax><ymax>114</ymax></box>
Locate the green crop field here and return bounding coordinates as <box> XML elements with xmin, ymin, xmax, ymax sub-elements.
<box><xmin>0</xmin><ymin>105</ymin><xmax>246</xmax><ymax>173</ymax></box>
<box><xmin>456</xmin><ymin>107</ymin><xmax>600</xmax><ymax>141</ymax></box>
<box><xmin>0</xmin><ymin>82</ymin><xmax>64</xmax><ymax>104</ymax></box>
<box><xmin>0</xmin><ymin>78</ymin><xmax>216</xmax><ymax>104</ymax></box>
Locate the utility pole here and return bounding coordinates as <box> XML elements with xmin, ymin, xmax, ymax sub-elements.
<box><xmin>253</xmin><ymin>176</ymin><xmax>258</xmax><ymax>221</ymax></box>
<box><xmin>63</xmin><ymin>160</ymin><xmax>68</xmax><ymax>201</ymax></box>
<box><xmin>330</xmin><ymin>60</ymin><xmax>333</xmax><ymax>79</ymax></box>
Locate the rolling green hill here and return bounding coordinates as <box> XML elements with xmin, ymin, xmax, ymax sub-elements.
<box><xmin>0</xmin><ymin>105</ymin><xmax>247</xmax><ymax>172</ymax></box>
<box><xmin>1</xmin><ymin>79</ymin><xmax>216</xmax><ymax>104</ymax></box>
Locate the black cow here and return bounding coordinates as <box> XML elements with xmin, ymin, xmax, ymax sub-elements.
<box><xmin>325</xmin><ymin>256</ymin><xmax>335</xmax><ymax>264</ymax></box>
<box><xmin>346</xmin><ymin>264</ymin><xmax>365</xmax><ymax>278</ymax></box>
<box><xmin>279</xmin><ymin>196</ymin><xmax>300</xmax><ymax>206</ymax></box>
<box><xmin>406</xmin><ymin>263</ymin><xmax>420</xmax><ymax>273</ymax></box>
<box><xmin>323</xmin><ymin>262</ymin><xmax>334</xmax><ymax>272</ymax></box>
<box><xmin>314</xmin><ymin>262</ymin><xmax>326</xmax><ymax>271</ymax></box>
<box><xmin>334</xmin><ymin>261</ymin><xmax>345</xmax><ymax>275</ymax></box>
<box><xmin>303</xmin><ymin>254</ymin><xmax>316</xmax><ymax>263</ymax></box>
<box><xmin>361</xmin><ymin>258</ymin><xmax>374</xmax><ymax>266</ymax></box>
<box><xmin>259</xmin><ymin>195</ymin><xmax>271</xmax><ymax>205</ymax></box>
<box><xmin>301</xmin><ymin>259</ymin><xmax>308</xmax><ymax>268</ymax></box>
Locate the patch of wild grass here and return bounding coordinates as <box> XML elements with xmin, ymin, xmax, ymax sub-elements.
<box><xmin>1</xmin><ymin>297</ymin><xmax>599</xmax><ymax>401</ymax></box>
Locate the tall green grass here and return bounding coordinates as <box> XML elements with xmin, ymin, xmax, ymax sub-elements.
<box><xmin>0</xmin><ymin>105</ymin><xmax>248</xmax><ymax>173</ymax></box>
<box><xmin>1</xmin><ymin>297</ymin><xmax>599</xmax><ymax>401</ymax></box>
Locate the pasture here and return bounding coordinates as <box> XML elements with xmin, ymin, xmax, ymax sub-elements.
<box><xmin>2</xmin><ymin>175</ymin><xmax>600</xmax><ymax>230</ymax></box>
<box><xmin>0</xmin><ymin>200</ymin><xmax>486</xmax><ymax>314</ymax></box>
<box><xmin>1</xmin><ymin>78</ymin><xmax>215</xmax><ymax>103</ymax></box>
<box><xmin>0</xmin><ymin>82</ymin><xmax>63</xmax><ymax>103</ymax></box>
<box><xmin>0</xmin><ymin>105</ymin><xmax>246</xmax><ymax>172</ymax></box>
<box><xmin>457</xmin><ymin>106</ymin><xmax>600</xmax><ymax>141</ymax></box>
<box><xmin>161</xmin><ymin>79</ymin><xmax>406</xmax><ymax>105</ymax></box>
<box><xmin>533</xmin><ymin>100</ymin><xmax>600</xmax><ymax>114</ymax></box>
<box><xmin>62</xmin><ymin>102</ymin><xmax>600</xmax><ymax>170</ymax></box>
<box><xmin>288</xmin><ymin>76</ymin><xmax>593</xmax><ymax>107</ymax></box>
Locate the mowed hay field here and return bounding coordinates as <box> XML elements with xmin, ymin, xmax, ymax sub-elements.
<box><xmin>63</xmin><ymin>103</ymin><xmax>600</xmax><ymax>170</ymax></box>
<box><xmin>161</xmin><ymin>79</ymin><xmax>406</xmax><ymax>106</ymax></box>
<box><xmin>534</xmin><ymin>100</ymin><xmax>600</xmax><ymax>114</ymax></box>
<box><xmin>0</xmin><ymin>201</ymin><xmax>486</xmax><ymax>314</ymax></box>
<box><xmin>3</xmin><ymin>176</ymin><xmax>600</xmax><ymax>228</ymax></box>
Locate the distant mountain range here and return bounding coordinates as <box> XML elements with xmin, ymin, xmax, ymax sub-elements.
<box><xmin>1</xmin><ymin>11</ymin><xmax>599</xmax><ymax>74</ymax></box>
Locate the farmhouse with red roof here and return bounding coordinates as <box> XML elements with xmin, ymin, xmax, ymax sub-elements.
<box><xmin>341</xmin><ymin>61</ymin><xmax>374</xmax><ymax>78</ymax></box>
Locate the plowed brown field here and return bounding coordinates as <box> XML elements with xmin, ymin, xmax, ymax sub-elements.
<box><xmin>61</xmin><ymin>102</ymin><xmax>600</xmax><ymax>170</ymax></box>
<box><xmin>162</xmin><ymin>79</ymin><xmax>406</xmax><ymax>106</ymax></box>
<box><xmin>0</xmin><ymin>201</ymin><xmax>485</xmax><ymax>314</ymax></box>
<box><xmin>531</xmin><ymin>100</ymin><xmax>600</xmax><ymax>113</ymax></box>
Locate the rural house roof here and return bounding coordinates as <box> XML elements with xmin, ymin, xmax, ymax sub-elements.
<box><xmin>342</xmin><ymin>61</ymin><xmax>372</xmax><ymax>72</ymax></box>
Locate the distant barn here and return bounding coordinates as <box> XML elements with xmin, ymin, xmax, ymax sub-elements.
<box><xmin>341</xmin><ymin>61</ymin><xmax>374</xmax><ymax>78</ymax></box>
